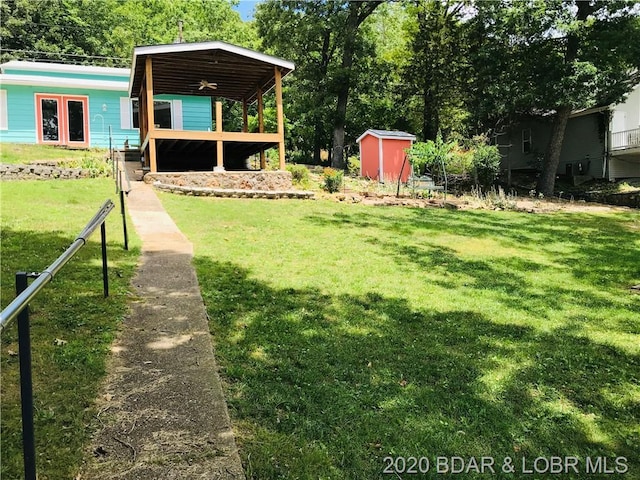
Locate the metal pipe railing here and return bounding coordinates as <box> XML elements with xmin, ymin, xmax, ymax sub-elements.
<box><xmin>0</xmin><ymin>199</ymin><xmax>115</xmax><ymax>479</ymax></box>
<box><xmin>0</xmin><ymin>199</ymin><xmax>115</xmax><ymax>333</ymax></box>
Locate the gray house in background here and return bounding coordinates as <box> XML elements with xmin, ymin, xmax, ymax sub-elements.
<box><xmin>498</xmin><ymin>83</ymin><xmax>640</xmax><ymax>183</ymax></box>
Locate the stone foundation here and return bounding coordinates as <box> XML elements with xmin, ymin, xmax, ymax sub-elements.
<box><xmin>0</xmin><ymin>163</ymin><xmax>91</xmax><ymax>180</ymax></box>
<box><xmin>144</xmin><ymin>170</ymin><xmax>293</xmax><ymax>191</ymax></box>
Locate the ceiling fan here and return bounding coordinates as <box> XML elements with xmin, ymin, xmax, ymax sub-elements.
<box><xmin>193</xmin><ymin>79</ymin><xmax>217</xmax><ymax>91</ymax></box>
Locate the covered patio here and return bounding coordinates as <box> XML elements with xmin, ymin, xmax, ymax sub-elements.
<box><xmin>128</xmin><ymin>41</ymin><xmax>294</xmax><ymax>173</ymax></box>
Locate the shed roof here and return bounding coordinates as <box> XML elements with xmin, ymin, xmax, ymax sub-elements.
<box><xmin>356</xmin><ymin>129</ymin><xmax>416</xmax><ymax>143</ymax></box>
<box><xmin>128</xmin><ymin>41</ymin><xmax>295</xmax><ymax>103</ymax></box>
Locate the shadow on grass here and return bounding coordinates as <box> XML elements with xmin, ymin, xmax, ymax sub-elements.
<box><xmin>1</xmin><ymin>227</ymin><xmax>138</xmax><ymax>480</ymax></box>
<box><xmin>195</xmin><ymin>257</ymin><xmax>639</xmax><ymax>480</ymax></box>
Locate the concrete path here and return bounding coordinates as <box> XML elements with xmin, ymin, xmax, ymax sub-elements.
<box><xmin>79</xmin><ymin>179</ymin><xmax>245</xmax><ymax>479</ymax></box>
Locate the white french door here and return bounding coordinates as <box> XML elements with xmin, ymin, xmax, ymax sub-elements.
<box><xmin>36</xmin><ymin>94</ymin><xmax>89</xmax><ymax>147</ymax></box>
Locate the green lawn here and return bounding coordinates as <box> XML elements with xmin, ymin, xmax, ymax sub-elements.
<box><xmin>161</xmin><ymin>195</ymin><xmax>640</xmax><ymax>480</ymax></box>
<box><xmin>1</xmin><ymin>179</ymin><xmax>139</xmax><ymax>480</ymax></box>
<box><xmin>0</xmin><ymin>143</ymin><xmax>108</xmax><ymax>165</ymax></box>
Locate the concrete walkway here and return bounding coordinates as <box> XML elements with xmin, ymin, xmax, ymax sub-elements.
<box><xmin>79</xmin><ymin>179</ymin><xmax>245</xmax><ymax>479</ymax></box>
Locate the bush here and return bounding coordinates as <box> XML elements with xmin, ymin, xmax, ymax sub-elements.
<box><xmin>286</xmin><ymin>164</ymin><xmax>310</xmax><ymax>186</ymax></box>
<box><xmin>322</xmin><ymin>168</ymin><xmax>343</xmax><ymax>193</ymax></box>
<box><xmin>347</xmin><ymin>155</ymin><xmax>360</xmax><ymax>177</ymax></box>
<box><xmin>472</xmin><ymin>143</ymin><xmax>501</xmax><ymax>188</ymax></box>
<box><xmin>58</xmin><ymin>156</ymin><xmax>112</xmax><ymax>178</ymax></box>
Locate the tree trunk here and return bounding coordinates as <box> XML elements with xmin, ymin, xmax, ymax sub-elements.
<box><xmin>537</xmin><ymin>105</ymin><xmax>571</xmax><ymax>197</ymax></box>
<box><xmin>331</xmin><ymin>25</ymin><xmax>356</xmax><ymax>169</ymax></box>
<box><xmin>537</xmin><ymin>2</ymin><xmax>593</xmax><ymax>197</ymax></box>
<box><xmin>314</xmin><ymin>30</ymin><xmax>333</xmax><ymax>165</ymax></box>
<box><xmin>331</xmin><ymin>1</ymin><xmax>381</xmax><ymax>169</ymax></box>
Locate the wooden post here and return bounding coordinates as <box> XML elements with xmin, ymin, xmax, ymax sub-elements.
<box><xmin>274</xmin><ymin>67</ymin><xmax>285</xmax><ymax>170</ymax></box>
<box><xmin>139</xmin><ymin>85</ymin><xmax>147</xmax><ymax>166</ymax></box>
<box><xmin>215</xmin><ymin>101</ymin><xmax>224</xmax><ymax>171</ymax></box>
<box><xmin>145</xmin><ymin>57</ymin><xmax>157</xmax><ymax>172</ymax></box>
<box><xmin>257</xmin><ymin>87</ymin><xmax>265</xmax><ymax>170</ymax></box>
<box><xmin>242</xmin><ymin>98</ymin><xmax>248</xmax><ymax>133</ymax></box>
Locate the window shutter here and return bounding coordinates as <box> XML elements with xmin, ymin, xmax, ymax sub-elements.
<box><xmin>120</xmin><ymin>97</ymin><xmax>131</xmax><ymax>130</ymax></box>
<box><xmin>173</xmin><ymin>100</ymin><xmax>183</xmax><ymax>130</ymax></box>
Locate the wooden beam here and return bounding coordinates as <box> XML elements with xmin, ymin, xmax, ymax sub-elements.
<box><xmin>258</xmin><ymin>87</ymin><xmax>265</xmax><ymax>169</ymax></box>
<box><xmin>149</xmin><ymin>129</ymin><xmax>282</xmax><ymax>143</ymax></box>
<box><xmin>149</xmin><ymin>138</ymin><xmax>157</xmax><ymax>173</ymax></box>
<box><xmin>274</xmin><ymin>66</ymin><xmax>286</xmax><ymax>170</ymax></box>
<box><xmin>216</xmin><ymin>101</ymin><xmax>223</xmax><ymax>133</ymax></box>
<box><xmin>215</xmin><ymin>101</ymin><xmax>224</xmax><ymax>170</ymax></box>
<box><xmin>145</xmin><ymin>57</ymin><xmax>157</xmax><ymax>172</ymax></box>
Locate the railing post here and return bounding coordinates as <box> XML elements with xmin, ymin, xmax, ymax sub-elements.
<box><xmin>16</xmin><ymin>272</ymin><xmax>37</xmax><ymax>480</ymax></box>
<box><xmin>120</xmin><ymin>188</ymin><xmax>129</xmax><ymax>251</ymax></box>
<box><xmin>101</xmin><ymin>223</ymin><xmax>109</xmax><ymax>298</ymax></box>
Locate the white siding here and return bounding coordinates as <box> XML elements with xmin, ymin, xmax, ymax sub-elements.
<box><xmin>609</xmin><ymin>156</ymin><xmax>640</xmax><ymax>180</ymax></box>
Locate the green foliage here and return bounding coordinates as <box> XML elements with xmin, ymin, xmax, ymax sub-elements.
<box><xmin>467</xmin><ymin>1</ymin><xmax>640</xmax><ymax>195</ymax></box>
<box><xmin>347</xmin><ymin>155</ymin><xmax>360</xmax><ymax>177</ymax></box>
<box><xmin>0</xmin><ymin>143</ymin><xmax>106</xmax><ymax>165</ymax></box>
<box><xmin>322</xmin><ymin>167</ymin><xmax>343</xmax><ymax>193</ymax></box>
<box><xmin>471</xmin><ymin>140</ymin><xmax>501</xmax><ymax>188</ymax></box>
<box><xmin>405</xmin><ymin>133</ymin><xmax>456</xmax><ymax>175</ymax></box>
<box><xmin>403</xmin><ymin>1</ymin><xmax>470</xmax><ymax>140</ymax></box>
<box><xmin>1</xmin><ymin>0</ymin><xmax>257</xmax><ymax>66</ymax></box>
<box><xmin>286</xmin><ymin>164</ymin><xmax>310</xmax><ymax>187</ymax></box>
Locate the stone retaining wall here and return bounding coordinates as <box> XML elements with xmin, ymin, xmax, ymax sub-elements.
<box><xmin>153</xmin><ymin>182</ymin><xmax>314</xmax><ymax>199</ymax></box>
<box><xmin>0</xmin><ymin>163</ymin><xmax>92</xmax><ymax>180</ymax></box>
<box><xmin>144</xmin><ymin>170</ymin><xmax>293</xmax><ymax>191</ymax></box>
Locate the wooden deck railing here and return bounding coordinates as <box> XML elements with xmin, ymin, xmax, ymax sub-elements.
<box><xmin>610</xmin><ymin>127</ymin><xmax>640</xmax><ymax>150</ymax></box>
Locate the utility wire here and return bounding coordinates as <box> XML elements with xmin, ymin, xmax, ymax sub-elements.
<box><xmin>1</xmin><ymin>48</ymin><xmax>129</xmax><ymax>65</ymax></box>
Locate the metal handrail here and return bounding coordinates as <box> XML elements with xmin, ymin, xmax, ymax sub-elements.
<box><xmin>0</xmin><ymin>199</ymin><xmax>115</xmax><ymax>333</ymax></box>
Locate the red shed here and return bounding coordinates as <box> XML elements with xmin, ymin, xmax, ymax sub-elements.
<box><xmin>357</xmin><ymin>129</ymin><xmax>416</xmax><ymax>183</ymax></box>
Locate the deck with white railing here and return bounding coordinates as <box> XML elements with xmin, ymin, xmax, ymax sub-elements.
<box><xmin>610</xmin><ymin>127</ymin><xmax>640</xmax><ymax>151</ymax></box>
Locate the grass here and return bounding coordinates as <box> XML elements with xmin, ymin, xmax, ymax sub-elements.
<box><xmin>160</xmin><ymin>195</ymin><xmax>640</xmax><ymax>480</ymax></box>
<box><xmin>0</xmin><ymin>179</ymin><xmax>139</xmax><ymax>479</ymax></box>
<box><xmin>0</xmin><ymin>143</ymin><xmax>108</xmax><ymax>165</ymax></box>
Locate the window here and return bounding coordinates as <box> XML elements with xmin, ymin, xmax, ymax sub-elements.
<box><xmin>120</xmin><ymin>98</ymin><xmax>182</xmax><ymax>130</ymax></box>
<box><xmin>131</xmin><ymin>99</ymin><xmax>172</xmax><ymax>129</ymax></box>
<box><xmin>0</xmin><ymin>90</ymin><xmax>7</xmax><ymax>130</ymax></box>
<box><xmin>522</xmin><ymin>128</ymin><xmax>532</xmax><ymax>154</ymax></box>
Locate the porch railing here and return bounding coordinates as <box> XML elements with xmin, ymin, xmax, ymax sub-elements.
<box><xmin>610</xmin><ymin>127</ymin><xmax>640</xmax><ymax>151</ymax></box>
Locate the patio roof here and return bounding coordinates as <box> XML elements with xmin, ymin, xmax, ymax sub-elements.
<box><xmin>128</xmin><ymin>41</ymin><xmax>295</xmax><ymax>103</ymax></box>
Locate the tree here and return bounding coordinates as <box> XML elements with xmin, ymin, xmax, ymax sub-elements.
<box><xmin>330</xmin><ymin>1</ymin><xmax>382</xmax><ymax>169</ymax></box>
<box><xmin>256</xmin><ymin>1</ymin><xmax>382</xmax><ymax>168</ymax></box>
<box><xmin>469</xmin><ymin>1</ymin><xmax>640</xmax><ymax>196</ymax></box>
<box><xmin>1</xmin><ymin>0</ymin><xmax>256</xmax><ymax>66</ymax></box>
<box><xmin>403</xmin><ymin>0</ymin><xmax>470</xmax><ymax>141</ymax></box>
<box><xmin>256</xmin><ymin>1</ymin><xmax>340</xmax><ymax>164</ymax></box>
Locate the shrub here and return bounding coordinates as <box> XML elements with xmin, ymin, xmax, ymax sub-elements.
<box><xmin>472</xmin><ymin>143</ymin><xmax>501</xmax><ymax>188</ymax></box>
<box><xmin>286</xmin><ymin>164</ymin><xmax>310</xmax><ymax>185</ymax></box>
<box><xmin>347</xmin><ymin>155</ymin><xmax>360</xmax><ymax>177</ymax></box>
<box><xmin>58</xmin><ymin>156</ymin><xmax>112</xmax><ymax>178</ymax></box>
<box><xmin>322</xmin><ymin>167</ymin><xmax>343</xmax><ymax>193</ymax></box>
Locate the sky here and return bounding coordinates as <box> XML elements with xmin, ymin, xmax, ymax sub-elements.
<box><xmin>233</xmin><ymin>1</ymin><xmax>261</xmax><ymax>21</ymax></box>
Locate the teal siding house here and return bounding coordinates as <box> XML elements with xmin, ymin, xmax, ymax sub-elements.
<box><xmin>0</xmin><ymin>60</ymin><xmax>212</xmax><ymax>149</ymax></box>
